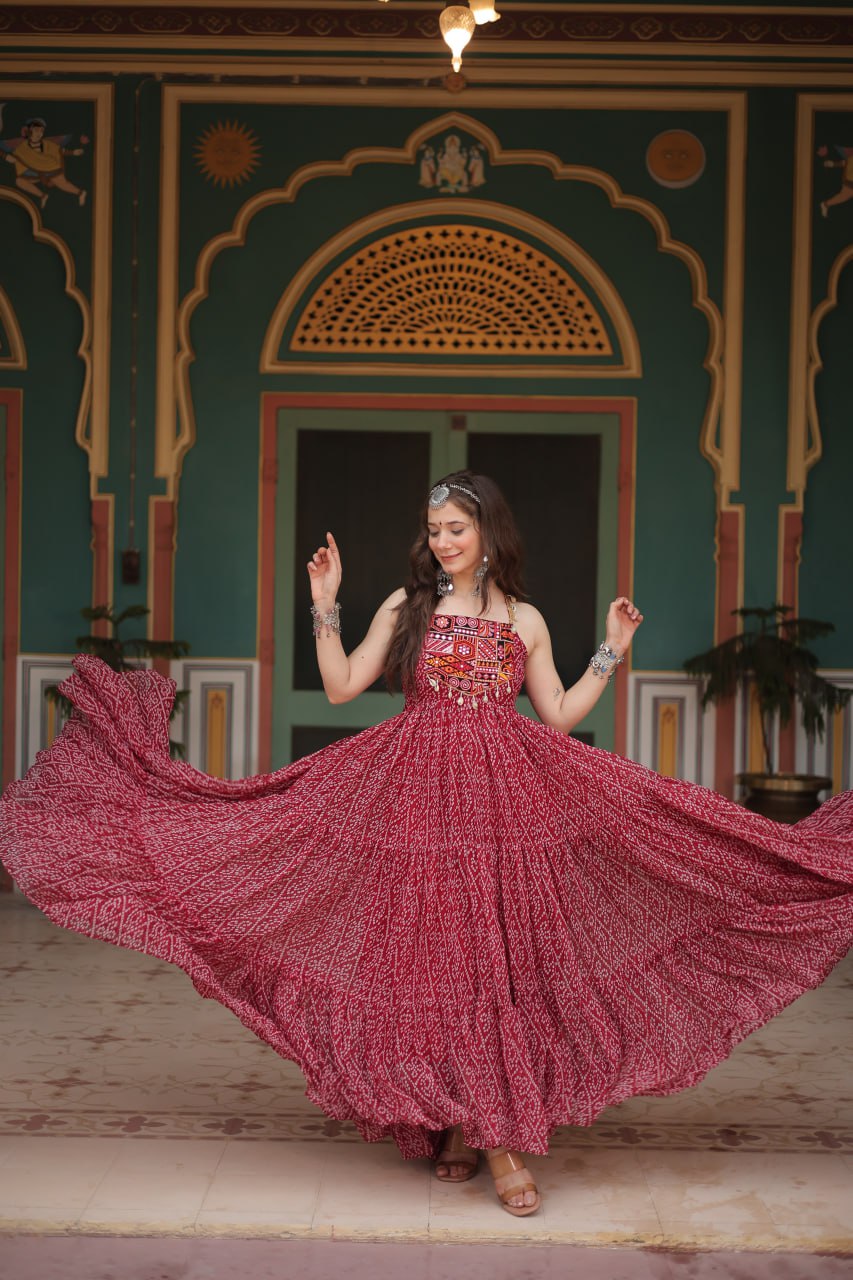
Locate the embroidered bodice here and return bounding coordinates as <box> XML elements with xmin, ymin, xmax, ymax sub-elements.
<box><xmin>415</xmin><ymin>597</ymin><xmax>526</xmax><ymax>708</ymax></box>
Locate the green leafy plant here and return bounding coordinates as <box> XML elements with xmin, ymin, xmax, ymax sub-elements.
<box><xmin>45</xmin><ymin>604</ymin><xmax>190</xmax><ymax>759</ymax></box>
<box><xmin>683</xmin><ymin>604</ymin><xmax>851</xmax><ymax>776</ymax></box>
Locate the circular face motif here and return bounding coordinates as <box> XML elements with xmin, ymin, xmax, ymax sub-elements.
<box><xmin>429</xmin><ymin>484</ymin><xmax>451</xmax><ymax>508</ymax></box>
<box><xmin>194</xmin><ymin>120</ymin><xmax>261</xmax><ymax>189</ymax></box>
<box><xmin>646</xmin><ymin>130</ymin><xmax>706</xmax><ymax>189</ymax></box>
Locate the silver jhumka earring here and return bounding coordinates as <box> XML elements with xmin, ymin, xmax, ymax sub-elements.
<box><xmin>472</xmin><ymin>555</ymin><xmax>489</xmax><ymax>598</ymax></box>
<box><xmin>436</xmin><ymin>568</ymin><xmax>454</xmax><ymax>598</ymax></box>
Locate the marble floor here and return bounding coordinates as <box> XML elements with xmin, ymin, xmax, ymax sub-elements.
<box><xmin>1</xmin><ymin>895</ymin><xmax>851</xmax><ymax>1258</ymax></box>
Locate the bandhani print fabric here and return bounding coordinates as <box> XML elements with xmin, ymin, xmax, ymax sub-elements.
<box><xmin>1</xmin><ymin>615</ymin><xmax>852</xmax><ymax>1160</ymax></box>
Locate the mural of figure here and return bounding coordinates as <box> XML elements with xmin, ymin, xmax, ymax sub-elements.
<box><xmin>0</xmin><ymin>115</ymin><xmax>88</xmax><ymax>209</ymax></box>
<box><xmin>418</xmin><ymin>144</ymin><xmax>436</xmax><ymax>189</ymax></box>
<box><xmin>467</xmin><ymin>143</ymin><xmax>486</xmax><ymax>188</ymax></box>
<box><xmin>437</xmin><ymin>134</ymin><xmax>469</xmax><ymax>194</ymax></box>
<box><xmin>817</xmin><ymin>144</ymin><xmax>853</xmax><ymax>218</ymax></box>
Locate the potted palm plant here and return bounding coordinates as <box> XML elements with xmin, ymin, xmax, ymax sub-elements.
<box><xmin>45</xmin><ymin>604</ymin><xmax>190</xmax><ymax>758</ymax></box>
<box><xmin>683</xmin><ymin>604</ymin><xmax>851</xmax><ymax>822</ymax></box>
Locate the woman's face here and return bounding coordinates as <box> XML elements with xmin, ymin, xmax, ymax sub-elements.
<box><xmin>426</xmin><ymin>499</ymin><xmax>484</xmax><ymax>579</ymax></box>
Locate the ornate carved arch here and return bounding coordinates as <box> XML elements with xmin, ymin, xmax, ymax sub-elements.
<box><xmin>0</xmin><ymin>189</ymin><xmax>93</xmax><ymax>472</ymax></box>
<box><xmin>804</xmin><ymin>245</ymin><xmax>853</xmax><ymax>492</ymax></box>
<box><xmin>172</xmin><ymin>110</ymin><xmax>722</xmax><ymax>494</ymax></box>
<box><xmin>261</xmin><ymin>210</ymin><xmax>639</xmax><ymax>377</ymax></box>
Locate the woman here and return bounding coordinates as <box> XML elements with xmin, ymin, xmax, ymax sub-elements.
<box><xmin>1</xmin><ymin>471</ymin><xmax>851</xmax><ymax>1219</ymax></box>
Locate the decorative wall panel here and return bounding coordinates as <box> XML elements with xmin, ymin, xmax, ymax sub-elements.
<box><xmin>291</xmin><ymin>224</ymin><xmax>614</xmax><ymax>360</ymax></box>
<box><xmin>16</xmin><ymin>657</ymin><xmax>73</xmax><ymax>775</ymax></box>
<box><xmin>628</xmin><ymin>673</ymin><xmax>716</xmax><ymax>788</ymax></box>
<box><xmin>171</xmin><ymin>660</ymin><xmax>259</xmax><ymax>779</ymax></box>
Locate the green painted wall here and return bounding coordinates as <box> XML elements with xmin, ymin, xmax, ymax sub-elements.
<box><xmin>1</xmin><ymin>75</ymin><xmax>852</xmax><ymax>750</ymax></box>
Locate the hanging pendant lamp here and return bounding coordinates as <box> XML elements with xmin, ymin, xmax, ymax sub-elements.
<box><xmin>468</xmin><ymin>0</ymin><xmax>501</xmax><ymax>23</ymax></box>
<box><xmin>439</xmin><ymin>5</ymin><xmax>477</xmax><ymax>73</ymax></box>
<box><xmin>375</xmin><ymin>1</ymin><xmax>499</xmax><ymax>73</ymax></box>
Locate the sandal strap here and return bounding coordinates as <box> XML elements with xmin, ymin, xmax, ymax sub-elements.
<box><xmin>486</xmin><ymin>1148</ymin><xmax>528</xmax><ymax>1178</ymax></box>
<box><xmin>493</xmin><ymin>1168</ymin><xmax>536</xmax><ymax>1197</ymax></box>
<box><xmin>437</xmin><ymin>1128</ymin><xmax>478</xmax><ymax>1166</ymax></box>
<box><xmin>486</xmin><ymin>1149</ymin><xmax>538</xmax><ymax>1203</ymax></box>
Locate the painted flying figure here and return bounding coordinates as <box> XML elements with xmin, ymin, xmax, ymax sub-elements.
<box><xmin>0</xmin><ymin>113</ymin><xmax>88</xmax><ymax>209</ymax></box>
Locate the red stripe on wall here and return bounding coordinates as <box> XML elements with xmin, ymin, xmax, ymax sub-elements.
<box><xmin>257</xmin><ymin>402</ymin><xmax>278</xmax><ymax>775</ymax></box>
<box><xmin>151</xmin><ymin>498</ymin><xmax>176</xmax><ymax>678</ymax></box>
<box><xmin>714</xmin><ymin>507</ymin><xmax>742</xmax><ymax>797</ymax></box>
<box><xmin>90</xmin><ymin>497</ymin><xmax>112</xmax><ymax>638</ymax></box>
<box><xmin>778</xmin><ymin>509</ymin><xmax>803</xmax><ymax>775</ymax></box>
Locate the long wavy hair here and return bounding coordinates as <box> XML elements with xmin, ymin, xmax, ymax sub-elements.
<box><xmin>385</xmin><ymin>471</ymin><xmax>526</xmax><ymax>693</ymax></box>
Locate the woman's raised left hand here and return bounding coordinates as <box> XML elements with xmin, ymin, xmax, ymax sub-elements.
<box><xmin>604</xmin><ymin>597</ymin><xmax>643</xmax><ymax>655</ymax></box>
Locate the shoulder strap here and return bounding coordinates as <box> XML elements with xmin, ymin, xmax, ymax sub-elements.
<box><xmin>506</xmin><ymin>595</ymin><xmax>517</xmax><ymax>631</ymax></box>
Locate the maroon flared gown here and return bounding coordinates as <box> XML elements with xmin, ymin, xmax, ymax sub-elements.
<box><xmin>1</xmin><ymin>614</ymin><xmax>851</xmax><ymax>1159</ymax></box>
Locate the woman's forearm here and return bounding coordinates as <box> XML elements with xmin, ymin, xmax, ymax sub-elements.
<box><xmin>553</xmin><ymin>666</ymin><xmax>617</xmax><ymax>733</ymax></box>
<box><xmin>312</xmin><ymin>599</ymin><xmax>354</xmax><ymax>703</ymax></box>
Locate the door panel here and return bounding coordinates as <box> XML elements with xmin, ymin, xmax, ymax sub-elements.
<box><xmin>293</xmin><ymin>427</ymin><xmax>430</xmax><ymax>691</ymax></box>
<box><xmin>272</xmin><ymin>407</ymin><xmax>620</xmax><ymax>765</ymax></box>
<box><xmin>467</xmin><ymin>431</ymin><xmax>600</xmax><ymax>680</ymax></box>
<box><xmin>272</xmin><ymin>409</ymin><xmax>448</xmax><ymax>765</ymax></box>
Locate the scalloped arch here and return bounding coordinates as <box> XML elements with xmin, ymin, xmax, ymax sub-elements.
<box><xmin>262</xmin><ymin>210</ymin><xmax>638</xmax><ymax>375</ymax></box>
<box><xmin>803</xmin><ymin>245</ymin><xmax>853</xmax><ymax>496</ymax></box>
<box><xmin>173</xmin><ymin>110</ymin><xmax>722</xmax><ymax>489</ymax></box>
<box><xmin>0</xmin><ymin>285</ymin><xmax>26</xmax><ymax>369</ymax></box>
<box><xmin>0</xmin><ymin>189</ymin><xmax>93</xmax><ymax>471</ymax></box>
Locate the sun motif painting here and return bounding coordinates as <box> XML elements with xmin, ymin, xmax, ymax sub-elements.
<box><xmin>194</xmin><ymin>120</ymin><xmax>260</xmax><ymax>189</ymax></box>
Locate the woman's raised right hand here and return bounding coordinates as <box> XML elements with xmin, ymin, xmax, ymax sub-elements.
<box><xmin>307</xmin><ymin>531</ymin><xmax>342</xmax><ymax>607</ymax></box>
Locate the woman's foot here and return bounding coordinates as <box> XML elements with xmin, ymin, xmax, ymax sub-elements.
<box><xmin>435</xmin><ymin>1124</ymin><xmax>479</xmax><ymax>1182</ymax></box>
<box><xmin>485</xmin><ymin>1147</ymin><xmax>541</xmax><ymax>1216</ymax></box>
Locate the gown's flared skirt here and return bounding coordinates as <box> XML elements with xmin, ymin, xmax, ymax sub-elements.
<box><xmin>1</xmin><ymin>656</ymin><xmax>851</xmax><ymax>1159</ymax></box>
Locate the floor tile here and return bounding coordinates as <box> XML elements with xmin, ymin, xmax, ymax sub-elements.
<box><xmin>84</xmin><ymin>1168</ymin><xmax>213</xmax><ymax>1215</ymax></box>
<box><xmin>2</xmin><ymin>896</ymin><xmax>852</xmax><ymax>1253</ymax></box>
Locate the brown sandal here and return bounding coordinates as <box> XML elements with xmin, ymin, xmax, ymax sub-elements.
<box><xmin>486</xmin><ymin>1147</ymin><xmax>541</xmax><ymax>1216</ymax></box>
<box><xmin>435</xmin><ymin>1125</ymin><xmax>479</xmax><ymax>1182</ymax></box>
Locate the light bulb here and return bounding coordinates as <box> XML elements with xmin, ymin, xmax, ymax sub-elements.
<box><xmin>468</xmin><ymin>0</ymin><xmax>501</xmax><ymax>24</ymax></box>
<box><xmin>439</xmin><ymin>5</ymin><xmax>476</xmax><ymax>72</ymax></box>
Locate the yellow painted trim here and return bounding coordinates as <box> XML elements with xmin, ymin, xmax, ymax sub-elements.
<box><xmin>3</xmin><ymin>57</ymin><xmax>853</xmax><ymax>87</ymax></box>
<box><xmin>205</xmin><ymin>687</ymin><xmax>229</xmax><ymax>778</ymax></box>
<box><xmin>787</xmin><ymin>93</ymin><xmax>853</xmax><ymax>508</ymax></box>
<box><xmin>718</xmin><ymin>94</ymin><xmax>746</xmax><ymax>509</ymax></box>
<box><xmin>0</xmin><ymin>188</ymin><xmax>93</xmax><ymax>470</ymax></box>
<box><xmin>261</xmin><ymin>200</ymin><xmax>640</xmax><ymax>378</ymax></box>
<box><xmin>657</xmin><ymin>701</ymin><xmax>679</xmax><ymax>777</ymax></box>
<box><xmin>156</xmin><ymin>87</ymin><xmax>181</xmax><ymax>491</ymax></box>
<box><xmin>807</xmin><ymin>243</ymin><xmax>853</xmax><ymax>474</ymax></box>
<box><xmin>747</xmin><ymin>683</ymin><xmax>766</xmax><ymax>773</ymax></box>
<box><xmin>0</xmin><ymin>82</ymin><xmax>113</xmax><ymax>492</ymax></box>
<box><xmin>161</xmin><ymin>94</ymin><xmax>728</xmax><ymax>496</ymax></box>
<box><xmin>0</xmin><ymin>286</ymin><xmax>26</xmax><ymax>369</ymax></box>
<box><xmin>45</xmin><ymin>698</ymin><xmax>58</xmax><ymax>749</ymax></box>
<box><xmin>6</xmin><ymin>41</ymin><xmax>849</xmax><ymax>59</ymax></box>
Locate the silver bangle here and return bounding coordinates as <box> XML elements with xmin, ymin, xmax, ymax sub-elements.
<box><xmin>588</xmin><ymin>642</ymin><xmax>624</xmax><ymax>680</ymax></box>
<box><xmin>311</xmin><ymin>602</ymin><xmax>341</xmax><ymax>639</ymax></box>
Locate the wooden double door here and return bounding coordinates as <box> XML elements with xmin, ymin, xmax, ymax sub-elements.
<box><xmin>272</xmin><ymin>405</ymin><xmax>621</xmax><ymax>765</ymax></box>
